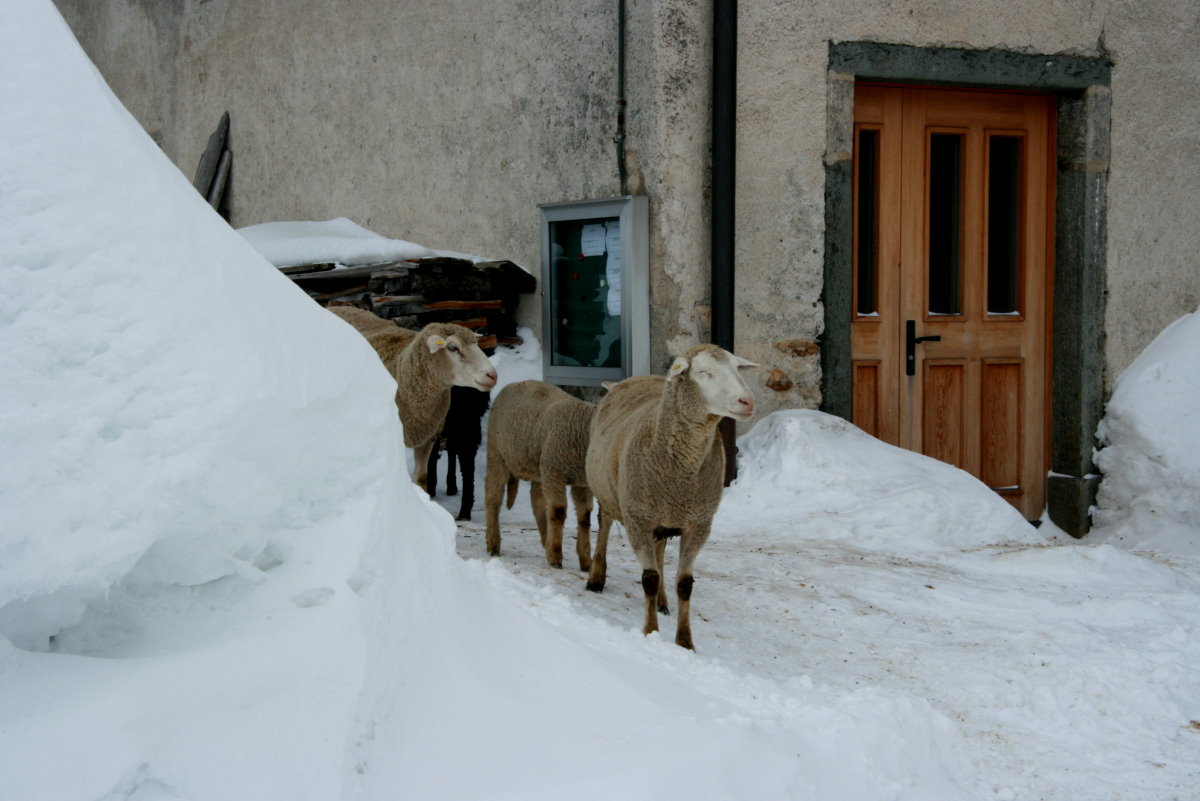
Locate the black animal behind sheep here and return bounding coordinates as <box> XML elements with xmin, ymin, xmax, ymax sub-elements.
<box><xmin>426</xmin><ymin>385</ymin><xmax>491</xmax><ymax>520</ymax></box>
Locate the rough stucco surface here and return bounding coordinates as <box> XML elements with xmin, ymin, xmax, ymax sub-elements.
<box><xmin>55</xmin><ymin>0</ymin><xmax>1200</xmax><ymax>411</ymax></box>
<box><xmin>1101</xmin><ymin>1</ymin><xmax>1200</xmax><ymax>384</ymax></box>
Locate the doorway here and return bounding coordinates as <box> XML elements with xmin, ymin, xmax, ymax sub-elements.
<box><xmin>850</xmin><ymin>85</ymin><xmax>1055</xmax><ymax>520</ymax></box>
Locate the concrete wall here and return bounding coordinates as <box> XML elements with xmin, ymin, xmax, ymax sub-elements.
<box><xmin>55</xmin><ymin>0</ymin><xmax>1200</xmax><ymax>419</ymax></box>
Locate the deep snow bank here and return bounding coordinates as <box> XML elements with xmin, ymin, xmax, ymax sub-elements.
<box><xmin>724</xmin><ymin>410</ymin><xmax>1041</xmax><ymax>552</ymax></box>
<box><xmin>0</xmin><ymin>3</ymin><xmax>402</xmax><ymax>647</ymax></box>
<box><xmin>0</xmin><ymin>6</ymin><xmax>980</xmax><ymax>800</ymax></box>
<box><xmin>1093</xmin><ymin>308</ymin><xmax>1200</xmax><ymax>553</ymax></box>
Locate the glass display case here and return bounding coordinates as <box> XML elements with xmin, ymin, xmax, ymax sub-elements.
<box><xmin>539</xmin><ymin>196</ymin><xmax>649</xmax><ymax>386</ymax></box>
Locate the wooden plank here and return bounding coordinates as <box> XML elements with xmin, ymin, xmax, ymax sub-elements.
<box><xmin>309</xmin><ymin>284</ymin><xmax>370</xmax><ymax>301</ymax></box>
<box><xmin>372</xmin><ymin>294</ymin><xmax>426</xmax><ymax>306</ymax></box>
<box><xmin>424</xmin><ymin>299</ymin><xmax>504</xmax><ymax>310</ymax></box>
<box><xmin>290</xmin><ymin>264</ymin><xmax>383</xmax><ymax>282</ymax></box>
<box><xmin>192</xmin><ymin>111</ymin><xmax>229</xmax><ymax>195</ymax></box>
<box><xmin>206</xmin><ymin>149</ymin><xmax>231</xmax><ymax>208</ymax></box>
<box><xmin>448</xmin><ymin>317</ymin><xmax>489</xmax><ymax>329</ymax></box>
<box><xmin>279</xmin><ymin>263</ymin><xmax>336</xmax><ymax>276</ymax></box>
<box><xmin>411</xmin><ymin>256</ymin><xmax>475</xmax><ymax>270</ymax></box>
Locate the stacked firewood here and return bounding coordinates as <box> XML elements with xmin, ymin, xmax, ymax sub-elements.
<box><xmin>284</xmin><ymin>256</ymin><xmax>536</xmax><ymax>348</ymax></box>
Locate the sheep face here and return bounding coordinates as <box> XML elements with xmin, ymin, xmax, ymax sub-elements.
<box><xmin>425</xmin><ymin>328</ymin><xmax>498</xmax><ymax>391</ymax></box>
<box><xmin>668</xmin><ymin>347</ymin><xmax>758</xmax><ymax>421</ymax></box>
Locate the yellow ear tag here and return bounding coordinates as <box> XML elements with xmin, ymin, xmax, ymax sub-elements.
<box><xmin>668</xmin><ymin>358</ymin><xmax>689</xmax><ymax>379</ymax></box>
<box><xmin>427</xmin><ymin>336</ymin><xmax>447</xmax><ymax>354</ymax></box>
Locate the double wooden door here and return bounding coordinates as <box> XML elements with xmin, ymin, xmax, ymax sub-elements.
<box><xmin>851</xmin><ymin>85</ymin><xmax>1054</xmax><ymax>519</ymax></box>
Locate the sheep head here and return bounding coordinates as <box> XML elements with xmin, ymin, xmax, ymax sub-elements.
<box><xmin>667</xmin><ymin>345</ymin><xmax>758</xmax><ymax>421</ymax></box>
<box><xmin>422</xmin><ymin>323</ymin><xmax>498</xmax><ymax>392</ymax></box>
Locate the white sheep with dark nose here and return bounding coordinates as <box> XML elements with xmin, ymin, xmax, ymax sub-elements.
<box><xmin>483</xmin><ymin>379</ymin><xmax>596</xmax><ymax>570</ymax></box>
<box><xmin>584</xmin><ymin>343</ymin><xmax>757</xmax><ymax>650</ymax></box>
<box><xmin>329</xmin><ymin>306</ymin><xmax>496</xmax><ymax>489</ymax></box>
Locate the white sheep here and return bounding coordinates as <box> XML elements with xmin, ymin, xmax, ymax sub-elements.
<box><xmin>329</xmin><ymin>306</ymin><xmax>497</xmax><ymax>489</ymax></box>
<box><xmin>584</xmin><ymin>344</ymin><xmax>757</xmax><ymax>650</ymax></box>
<box><xmin>484</xmin><ymin>380</ymin><xmax>595</xmax><ymax>570</ymax></box>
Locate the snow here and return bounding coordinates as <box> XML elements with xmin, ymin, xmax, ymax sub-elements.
<box><xmin>236</xmin><ymin>217</ymin><xmax>488</xmax><ymax>269</ymax></box>
<box><xmin>1092</xmin><ymin>310</ymin><xmax>1200</xmax><ymax>556</ymax></box>
<box><xmin>1</xmin><ymin>3</ymin><xmax>1198</xmax><ymax>800</ymax></box>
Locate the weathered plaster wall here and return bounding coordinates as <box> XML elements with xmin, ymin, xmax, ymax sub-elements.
<box><xmin>52</xmin><ymin>0</ymin><xmax>182</xmax><ymax>151</ymax></box>
<box><xmin>56</xmin><ymin>0</ymin><xmax>629</xmax><ymax>335</ymax></box>
<box><xmin>55</xmin><ymin>0</ymin><xmax>1200</xmax><ymax>413</ymax></box>
<box><xmin>736</xmin><ymin>0</ymin><xmax>1106</xmax><ymax>420</ymax></box>
<box><xmin>56</xmin><ymin>0</ymin><xmax>719</xmax><ymax>354</ymax></box>
<box><xmin>1101</xmin><ymin>0</ymin><xmax>1200</xmax><ymax>383</ymax></box>
<box><xmin>735</xmin><ymin>0</ymin><xmax>1200</xmax><ymax>417</ymax></box>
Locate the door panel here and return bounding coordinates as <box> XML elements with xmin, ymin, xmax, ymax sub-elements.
<box><xmin>851</xmin><ymin>85</ymin><xmax>1054</xmax><ymax>519</ymax></box>
<box><xmin>922</xmin><ymin>361</ymin><xmax>966</xmax><ymax>469</ymax></box>
<box><xmin>852</xmin><ymin>361</ymin><xmax>881</xmax><ymax>439</ymax></box>
<box><xmin>980</xmin><ymin>359</ymin><xmax>1023</xmax><ymax>490</ymax></box>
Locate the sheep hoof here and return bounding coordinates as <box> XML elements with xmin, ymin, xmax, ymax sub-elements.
<box><xmin>675</xmin><ymin>634</ymin><xmax>695</xmax><ymax>651</ymax></box>
<box><xmin>658</xmin><ymin>603</ymin><xmax>670</xmax><ymax>616</ymax></box>
<box><xmin>585</xmin><ymin>580</ymin><xmax>605</xmax><ymax>593</ymax></box>
<box><xmin>578</xmin><ymin>558</ymin><xmax>592</xmax><ymax>572</ymax></box>
<box><xmin>456</xmin><ymin>512</ymin><xmax>471</xmax><ymax>522</ymax></box>
<box><xmin>487</xmin><ymin>547</ymin><xmax>500</xmax><ymax>557</ymax></box>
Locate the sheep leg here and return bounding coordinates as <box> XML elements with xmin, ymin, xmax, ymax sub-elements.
<box><xmin>585</xmin><ymin>507</ymin><xmax>611</xmax><ymax>592</ymax></box>
<box><xmin>628</xmin><ymin>534</ymin><xmax>663</xmax><ymax>637</ymax></box>
<box><xmin>570</xmin><ymin>484</ymin><xmax>593</xmax><ymax>572</ymax></box>
<box><xmin>654</xmin><ymin>538</ymin><xmax>670</xmax><ymax>615</ymax></box>
<box><xmin>529</xmin><ymin>481</ymin><xmax>548</xmax><ymax>549</ymax></box>
<box><xmin>540</xmin><ymin>482</ymin><xmax>568</xmax><ymax>568</ymax></box>
<box><xmin>412</xmin><ymin>440</ymin><xmax>435</xmax><ymax>493</ymax></box>
<box><xmin>673</xmin><ymin>526</ymin><xmax>711</xmax><ymax>651</ymax></box>
<box><xmin>454</xmin><ymin>445</ymin><xmax>474</xmax><ymax>521</ymax></box>
<box><xmin>483</xmin><ymin>461</ymin><xmax>509</xmax><ymax>557</ymax></box>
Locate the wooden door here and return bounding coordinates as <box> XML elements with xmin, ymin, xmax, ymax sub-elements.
<box><xmin>851</xmin><ymin>85</ymin><xmax>1054</xmax><ymax>520</ymax></box>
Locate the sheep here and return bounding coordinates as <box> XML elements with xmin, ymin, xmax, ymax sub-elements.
<box><xmin>329</xmin><ymin>306</ymin><xmax>497</xmax><ymax>489</ymax></box>
<box><xmin>425</xmin><ymin>385</ymin><xmax>491</xmax><ymax>521</ymax></box>
<box><xmin>583</xmin><ymin>344</ymin><xmax>757</xmax><ymax>650</ymax></box>
<box><xmin>484</xmin><ymin>380</ymin><xmax>596</xmax><ymax>570</ymax></box>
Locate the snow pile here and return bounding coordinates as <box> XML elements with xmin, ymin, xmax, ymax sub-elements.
<box><xmin>0</xmin><ymin>5</ymin><xmax>399</xmax><ymax>649</ymax></box>
<box><xmin>1094</xmin><ymin>308</ymin><xmax>1200</xmax><ymax>553</ymax></box>
<box><xmin>237</xmin><ymin>217</ymin><xmax>484</xmax><ymax>268</ymax></box>
<box><xmin>725</xmin><ymin>410</ymin><xmax>1041</xmax><ymax>552</ymax></box>
<box><xmin>4</xmin><ymin>3</ymin><xmax>1199</xmax><ymax>800</ymax></box>
<box><xmin>0</xmin><ymin>5</ymin><xmax>978</xmax><ymax>800</ymax></box>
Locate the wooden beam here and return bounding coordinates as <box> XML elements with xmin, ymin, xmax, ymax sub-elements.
<box><xmin>279</xmin><ymin>263</ymin><xmax>336</xmax><ymax>275</ymax></box>
<box><xmin>193</xmin><ymin>111</ymin><xmax>229</xmax><ymax>196</ymax></box>
<box><xmin>424</xmin><ymin>299</ymin><xmax>504</xmax><ymax>310</ymax></box>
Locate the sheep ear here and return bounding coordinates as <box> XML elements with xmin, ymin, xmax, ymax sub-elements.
<box><xmin>667</xmin><ymin>356</ymin><xmax>690</xmax><ymax>380</ymax></box>
<box><xmin>600</xmin><ymin>381</ymin><xmax>616</xmax><ymax>392</ymax></box>
<box><xmin>734</xmin><ymin>355</ymin><xmax>760</xmax><ymax>369</ymax></box>
<box><xmin>426</xmin><ymin>335</ymin><xmax>447</xmax><ymax>354</ymax></box>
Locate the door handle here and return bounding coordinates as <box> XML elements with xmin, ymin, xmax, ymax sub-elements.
<box><xmin>906</xmin><ymin>319</ymin><xmax>941</xmax><ymax>376</ymax></box>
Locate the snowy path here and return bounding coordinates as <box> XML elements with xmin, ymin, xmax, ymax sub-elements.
<box><xmin>442</xmin><ymin>483</ymin><xmax>1200</xmax><ymax>801</ymax></box>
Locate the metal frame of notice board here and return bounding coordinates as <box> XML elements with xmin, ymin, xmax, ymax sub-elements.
<box><xmin>539</xmin><ymin>196</ymin><xmax>649</xmax><ymax>386</ymax></box>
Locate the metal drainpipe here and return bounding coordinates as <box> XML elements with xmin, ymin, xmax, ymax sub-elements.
<box><xmin>615</xmin><ymin>0</ymin><xmax>628</xmax><ymax>195</ymax></box>
<box><xmin>712</xmin><ymin>0</ymin><xmax>737</xmax><ymax>484</ymax></box>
